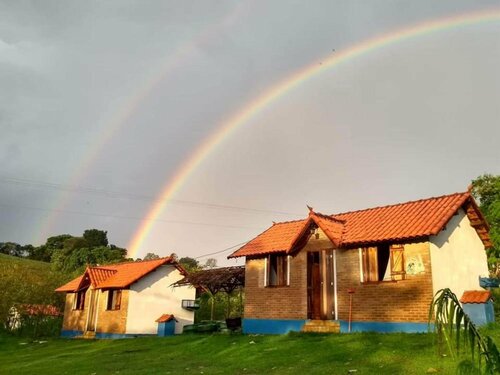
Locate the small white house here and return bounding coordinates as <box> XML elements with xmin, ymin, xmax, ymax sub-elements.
<box><xmin>56</xmin><ymin>257</ymin><xmax>195</xmax><ymax>338</ymax></box>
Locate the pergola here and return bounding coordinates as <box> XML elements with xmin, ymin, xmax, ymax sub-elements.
<box><xmin>173</xmin><ymin>266</ymin><xmax>245</xmax><ymax>319</ymax></box>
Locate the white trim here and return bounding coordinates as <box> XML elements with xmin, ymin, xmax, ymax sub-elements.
<box><xmin>93</xmin><ymin>290</ymin><xmax>100</xmax><ymax>331</ymax></box>
<box><xmin>333</xmin><ymin>249</ymin><xmax>338</xmax><ymax>320</ymax></box>
<box><xmin>263</xmin><ymin>257</ymin><xmax>268</xmax><ymax>287</ymax></box>
<box><xmin>286</xmin><ymin>255</ymin><xmax>291</xmax><ymax>286</ymax></box>
<box><xmin>358</xmin><ymin>248</ymin><xmax>364</xmax><ymax>283</ymax></box>
<box><xmin>84</xmin><ymin>289</ymin><xmax>91</xmax><ymax>331</ymax></box>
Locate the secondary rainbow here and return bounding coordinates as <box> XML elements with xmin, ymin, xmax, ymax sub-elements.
<box><xmin>127</xmin><ymin>8</ymin><xmax>500</xmax><ymax>257</ymax></box>
<box><xmin>36</xmin><ymin>3</ymin><xmax>248</xmax><ymax>243</ymax></box>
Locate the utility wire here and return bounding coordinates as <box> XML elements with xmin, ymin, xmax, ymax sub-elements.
<box><xmin>0</xmin><ymin>176</ymin><xmax>302</xmax><ymax>216</ymax></box>
<box><xmin>194</xmin><ymin>241</ymin><xmax>248</xmax><ymax>260</ymax></box>
<box><xmin>0</xmin><ymin>203</ymin><xmax>266</xmax><ymax>231</ymax></box>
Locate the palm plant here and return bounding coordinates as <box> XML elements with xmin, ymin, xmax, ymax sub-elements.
<box><xmin>429</xmin><ymin>288</ymin><xmax>500</xmax><ymax>374</ymax></box>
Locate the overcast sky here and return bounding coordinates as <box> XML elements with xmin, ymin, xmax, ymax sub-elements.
<box><xmin>1</xmin><ymin>1</ymin><xmax>499</xmax><ymax>265</ymax></box>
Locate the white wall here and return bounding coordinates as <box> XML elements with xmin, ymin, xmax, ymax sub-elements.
<box><xmin>429</xmin><ymin>208</ymin><xmax>489</xmax><ymax>300</ymax></box>
<box><xmin>125</xmin><ymin>265</ymin><xmax>195</xmax><ymax>334</ymax></box>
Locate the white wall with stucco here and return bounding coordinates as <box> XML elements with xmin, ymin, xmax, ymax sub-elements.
<box><xmin>429</xmin><ymin>208</ymin><xmax>489</xmax><ymax>300</ymax></box>
<box><xmin>125</xmin><ymin>265</ymin><xmax>195</xmax><ymax>334</ymax></box>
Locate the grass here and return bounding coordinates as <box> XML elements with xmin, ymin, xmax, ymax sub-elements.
<box><xmin>0</xmin><ymin>331</ymin><xmax>460</xmax><ymax>375</ymax></box>
<box><xmin>0</xmin><ymin>253</ymin><xmax>52</xmax><ymax>271</ymax></box>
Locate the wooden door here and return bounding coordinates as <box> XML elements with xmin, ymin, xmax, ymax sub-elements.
<box><xmin>307</xmin><ymin>252</ymin><xmax>322</xmax><ymax>320</ymax></box>
<box><xmin>86</xmin><ymin>289</ymin><xmax>98</xmax><ymax>332</ymax></box>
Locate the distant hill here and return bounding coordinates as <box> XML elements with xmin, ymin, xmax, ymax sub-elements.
<box><xmin>0</xmin><ymin>254</ymin><xmax>69</xmax><ymax>324</ymax></box>
<box><xmin>0</xmin><ymin>253</ymin><xmax>52</xmax><ymax>273</ymax></box>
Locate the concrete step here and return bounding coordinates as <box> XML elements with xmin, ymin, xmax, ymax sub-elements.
<box><xmin>302</xmin><ymin>320</ymin><xmax>340</xmax><ymax>333</ymax></box>
<box><xmin>77</xmin><ymin>331</ymin><xmax>96</xmax><ymax>339</ymax></box>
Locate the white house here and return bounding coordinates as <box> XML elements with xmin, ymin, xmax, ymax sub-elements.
<box><xmin>56</xmin><ymin>257</ymin><xmax>195</xmax><ymax>338</ymax></box>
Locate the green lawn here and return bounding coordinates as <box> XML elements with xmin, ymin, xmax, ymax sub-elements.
<box><xmin>0</xmin><ymin>332</ymin><xmax>460</xmax><ymax>375</ymax></box>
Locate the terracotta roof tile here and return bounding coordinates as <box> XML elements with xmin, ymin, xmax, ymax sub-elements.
<box><xmin>229</xmin><ymin>191</ymin><xmax>491</xmax><ymax>258</ymax></box>
<box><xmin>460</xmin><ymin>290</ymin><xmax>492</xmax><ymax>304</ymax></box>
<box><xmin>55</xmin><ymin>275</ymin><xmax>84</xmax><ymax>292</ymax></box>
<box><xmin>332</xmin><ymin>192</ymin><xmax>471</xmax><ymax>246</ymax></box>
<box><xmin>55</xmin><ymin>257</ymin><xmax>180</xmax><ymax>292</ymax></box>
<box><xmin>155</xmin><ymin>314</ymin><xmax>177</xmax><ymax>323</ymax></box>
<box><xmin>228</xmin><ymin>219</ymin><xmax>308</xmax><ymax>258</ymax></box>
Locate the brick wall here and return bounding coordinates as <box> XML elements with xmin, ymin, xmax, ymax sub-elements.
<box><xmin>244</xmin><ymin>228</ymin><xmax>434</xmax><ymax>323</ymax></box>
<box><xmin>61</xmin><ymin>288</ymin><xmax>130</xmax><ymax>333</ymax></box>
<box><xmin>95</xmin><ymin>289</ymin><xmax>129</xmax><ymax>334</ymax></box>
<box><xmin>245</xmin><ymin>254</ymin><xmax>306</xmax><ymax>319</ymax></box>
<box><xmin>61</xmin><ymin>292</ymin><xmax>88</xmax><ymax>331</ymax></box>
<box><xmin>336</xmin><ymin>242</ymin><xmax>434</xmax><ymax>323</ymax></box>
<box><xmin>244</xmin><ymin>229</ymin><xmax>334</xmax><ymax>320</ymax></box>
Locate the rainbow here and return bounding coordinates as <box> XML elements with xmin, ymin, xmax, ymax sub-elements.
<box><xmin>127</xmin><ymin>8</ymin><xmax>500</xmax><ymax>258</ymax></box>
<box><xmin>36</xmin><ymin>3</ymin><xmax>249</xmax><ymax>243</ymax></box>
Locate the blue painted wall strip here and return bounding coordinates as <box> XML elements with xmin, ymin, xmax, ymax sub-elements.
<box><xmin>60</xmin><ymin>330</ymin><xmax>83</xmax><ymax>338</ymax></box>
<box><xmin>243</xmin><ymin>319</ymin><xmax>306</xmax><ymax>334</ymax></box>
<box><xmin>339</xmin><ymin>320</ymin><xmax>429</xmax><ymax>333</ymax></box>
<box><xmin>242</xmin><ymin>319</ymin><xmax>430</xmax><ymax>334</ymax></box>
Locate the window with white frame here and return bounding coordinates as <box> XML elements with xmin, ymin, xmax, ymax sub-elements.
<box><xmin>265</xmin><ymin>254</ymin><xmax>290</xmax><ymax>287</ymax></box>
<box><xmin>106</xmin><ymin>289</ymin><xmax>122</xmax><ymax>310</ymax></box>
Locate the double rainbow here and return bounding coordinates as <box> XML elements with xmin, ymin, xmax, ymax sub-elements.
<box><xmin>127</xmin><ymin>8</ymin><xmax>500</xmax><ymax>258</ymax></box>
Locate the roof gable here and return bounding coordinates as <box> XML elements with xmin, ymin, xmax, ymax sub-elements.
<box><xmin>55</xmin><ymin>257</ymin><xmax>181</xmax><ymax>292</ymax></box>
<box><xmin>228</xmin><ymin>191</ymin><xmax>491</xmax><ymax>258</ymax></box>
<box><xmin>229</xmin><ymin>210</ymin><xmax>344</xmax><ymax>258</ymax></box>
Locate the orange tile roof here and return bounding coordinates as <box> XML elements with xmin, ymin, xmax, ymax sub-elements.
<box><xmin>332</xmin><ymin>192</ymin><xmax>473</xmax><ymax>246</ymax></box>
<box><xmin>229</xmin><ymin>192</ymin><xmax>491</xmax><ymax>258</ymax></box>
<box><xmin>55</xmin><ymin>275</ymin><xmax>85</xmax><ymax>292</ymax></box>
<box><xmin>87</xmin><ymin>267</ymin><xmax>117</xmax><ymax>286</ymax></box>
<box><xmin>460</xmin><ymin>290</ymin><xmax>492</xmax><ymax>304</ymax></box>
<box><xmin>229</xmin><ymin>219</ymin><xmax>308</xmax><ymax>258</ymax></box>
<box><xmin>229</xmin><ymin>211</ymin><xmax>344</xmax><ymax>258</ymax></box>
<box><xmin>55</xmin><ymin>257</ymin><xmax>181</xmax><ymax>292</ymax></box>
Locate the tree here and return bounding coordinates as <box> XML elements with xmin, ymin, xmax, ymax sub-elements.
<box><xmin>471</xmin><ymin>174</ymin><xmax>500</xmax><ymax>275</ymax></box>
<box><xmin>143</xmin><ymin>252</ymin><xmax>160</xmax><ymax>260</ymax></box>
<box><xmin>0</xmin><ymin>242</ymin><xmax>23</xmax><ymax>257</ymax></box>
<box><xmin>83</xmin><ymin>229</ymin><xmax>108</xmax><ymax>248</ymax></box>
<box><xmin>203</xmin><ymin>258</ymin><xmax>217</xmax><ymax>269</ymax></box>
<box><xmin>50</xmin><ymin>230</ymin><xmax>126</xmax><ymax>273</ymax></box>
<box><xmin>178</xmin><ymin>257</ymin><xmax>201</xmax><ymax>273</ymax></box>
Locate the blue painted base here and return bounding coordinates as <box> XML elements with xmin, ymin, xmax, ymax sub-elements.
<box><xmin>60</xmin><ymin>330</ymin><xmax>83</xmax><ymax>338</ymax></box>
<box><xmin>339</xmin><ymin>320</ymin><xmax>429</xmax><ymax>333</ymax></box>
<box><xmin>242</xmin><ymin>319</ymin><xmax>430</xmax><ymax>334</ymax></box>
<box><xmin>60</xmin><ymin>330</ymin><xmax>156</xmax><ymax>339</ymax></box>
<box><xmin>95</xmin><ymin>332</ymin><xmax>156</xmax><ymax>339</ymax></box>
<box><xmin>243</xmin><ymin>319</ymin><xmax>306</xmax><ymax>334</ymax></box>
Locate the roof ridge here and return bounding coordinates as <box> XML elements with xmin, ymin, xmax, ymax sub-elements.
<box><xmin>272</xmin><ymin>218</ymin><xmax>307</xmax><ymax>225</ymax></box>
<box><xmin>90</xmin><ymin>266</ymin><xmax>116</xmax><ymax>271</ymax></box>
<box><xmin>331</xmin><ymin>191</ymin><xmax>469</xmax><ymax>217</ymax></box>
<box><xmin>107</xmin><ymin>256</ymin><xmax>173</xmax><ymax>267</ymax></box>
<box><xmin>311</xmin><ymin>211</ymin><xmax>346</xmax><ymax>223</ymax></box>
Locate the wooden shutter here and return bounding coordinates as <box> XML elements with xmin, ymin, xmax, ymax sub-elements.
<box><xmin>390</xmin><ymin>245</ymin><xmax>405</xmax><ymax>281</ymax></box>
<box><xmin>362</xmin><ymin>247</ymin><xmax>378</xmax><ymax>282</ymax></box>
<box><xmin>277</xmin><ymin>255</ymin><xmax>287</xmax><ymax>286</ymax></box>
<box><xmin>114</xmin><ymin>290</ymin><xmax>122</xmax><ymax>310</ymax></box>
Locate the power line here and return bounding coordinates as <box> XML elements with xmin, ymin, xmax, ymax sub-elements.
<box><xmin>194</xmin><ymin>241</ymin><xmax>248</xmax><ymax>260</ymax></box>
<box><xmin>0</xmin><ymin>176</ymin><xmax>302</xmax><ymax>217</ymax></box>
<box><xmin>0</xmin><ymin>203</ymin><xmax>266</xmax><ymax>231</ymax></box>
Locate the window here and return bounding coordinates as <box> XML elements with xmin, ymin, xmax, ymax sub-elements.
<box><xmin>266</xmin><ymin>254</ymin><xmax>289</xmax><ymax>287</ymax></box>
<box><xmin>74</xmin><ymin>290</ymin><xmax>86</xmax><ymax>310</ymax></box>
<box><xmin>361</xmin><ymin>244</ymin><xmax>406</xmax><ymax>283</ymax></box>
<box><xmin>107</xmin><ymin>290</ymin><xmax>122</xmax><ymax>310</ymax></box>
